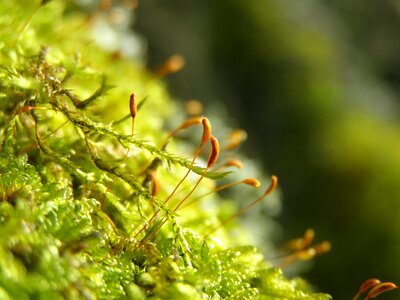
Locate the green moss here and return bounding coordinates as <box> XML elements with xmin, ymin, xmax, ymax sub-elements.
<box><xmin>0</xmin><ymin>1</ymin><xmax>331</xmax><ymax>299</ymax></box>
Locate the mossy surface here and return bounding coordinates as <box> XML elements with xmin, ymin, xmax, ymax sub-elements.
<box><xmin>0</xmin><ymin>1</ymin><xmax>331</xmax><ymax>299</ymax></box>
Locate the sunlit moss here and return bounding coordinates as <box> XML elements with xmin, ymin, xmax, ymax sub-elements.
<box><xmin>0</xmin><ymin>1</ymin><xmax>331</xmax><ymax>299</ymax></box>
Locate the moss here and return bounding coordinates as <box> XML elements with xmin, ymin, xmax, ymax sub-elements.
<box><xmin>0</xmin><ymin>1</ymin><xmax>331</xmax><ymax>299</ymax></box>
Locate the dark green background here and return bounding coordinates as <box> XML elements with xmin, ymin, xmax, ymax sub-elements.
<box><xmin>134</xmin><ymin>1</ymin><xmax>400</xmax><ymax>298</ymax></box>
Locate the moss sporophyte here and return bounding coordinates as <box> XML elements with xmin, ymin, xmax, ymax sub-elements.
<box><xmin>0</xmin><ymin>1</ymin><xmax>397</xmax><ymax>299</ymax></box>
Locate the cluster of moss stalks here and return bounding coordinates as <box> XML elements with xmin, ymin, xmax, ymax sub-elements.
<box><xmin>0</xmin><ymin>1</ymin><xmax>331</xmax><ymax>299</ymax></box>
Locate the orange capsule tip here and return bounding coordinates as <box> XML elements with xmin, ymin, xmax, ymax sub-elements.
<box><xmin>225</xmin><ymin>129</ymin><xmax>248</xmax><ymax>151</ymax></box>
<box><xmin>185</xmin><ymin>99</ymin><xmax>204</xmax><ymax>116</ymax></box>
<box><xmin>155</xmin><ymin>54</ymin><xmax>186</xmax><ymax>77</ymax></box>
<box><xmin>304</xmin><ymin>228</ymin><xmax>315</xmax><ymax>238</ymax></box>
<box><xmin>242</xmin><ymin>178</ymin><xmax>261</xmax><ymax>188</ymax></box>
<box><xmin>223</xmin><ymin>159</ymin><xmax>244</xmax><ymax>169</ymax></box>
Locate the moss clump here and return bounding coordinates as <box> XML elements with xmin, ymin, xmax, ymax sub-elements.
<box><xmin>0</xmin><ymin>1</ymin><xmax>331</xmax><ymax>299</ymax></box>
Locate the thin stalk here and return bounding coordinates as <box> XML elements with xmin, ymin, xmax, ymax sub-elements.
<box><xmin>204</xmin><ymin>175</ymin><xmax>277</xmax><ymax>238</ymax></box>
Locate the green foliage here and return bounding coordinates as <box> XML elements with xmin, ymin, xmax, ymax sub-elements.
<box><xmin>0</xmin><ymin>1</ymin><xmax>331</xmax><ymax>299</ymax></box>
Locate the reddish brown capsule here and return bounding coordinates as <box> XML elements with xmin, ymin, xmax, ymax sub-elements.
<box><xmin>365</xmin><ymin>282</ymin><xmax>398</xmax><ymax>300</ymax></box>
<box><xmin>295</xmin><ymin>248</ymin><xmax>316</xmax><ymax>261</ymax></box>
<box><xmin>313</xmin><ymin>241</ymin><xmax>331</xmax><ymax>255</ymax></box>
<box><xmin>225</xmin><ymin>129</ymin><xmax>247</xmax><ymax>151</ymax></box>
<box><xmin>286</xmin><ymin>229</ymin><xmax>316</xmax><ymax>251</ymax></box>
<box><xmin>155</xmin><ymin>54</ymin><xmax>185</xmax><ymax>77</ymax></box>
<box><xmin>128</xmin><ymin>93</ymin><xmax>138</xmax><ymax>137</ymax></box>
<box><xmin>242</xmin><ymin>178</ymin><xmax>261</xmax><ymax>188</ymax></box>
<box><xmin>129</xmin><ymin>93</ymin><xmax>137</xmax><ymax>119</ymax></box>
<box><xmin>20</xmin><ymin>105</ymin><xmax>47</xmax><ymax>113</ymax></box>
<box><xmin>301</xmin><ymin>229</ymin><xmax>316</xmax><ymax>250</ymax></box>
<box><xmin>207</xmin><ymin>135</ymin><xmax>220</xmax><ymax>168</ymax></box>
<box><xmin>149</xmin><ymin>171</ymin><xmax>159</xmax><ymax>197</ymax></box>
<box><xmin>21</xmin><ymin>105</ymin><xmax>35</xmax><ymax>113</ymax></box>
<box><xmin>201</xmin><ymin>117</ymin><xmax>212</xmax><ymax>146</ymax></box>
<box><xmin>353</xmin><ymin>278</ymin><xmax>382</xmax><ymax>300</ymax></box>
<box><xmin>223</xmin><ymin>159</ymin><xmax>244</xmax><ymax>169</ymax></box>
<box><xmin>264</xmin><ymin>175</ymin><xmax>278</xmax><ymax>196</ymax></box>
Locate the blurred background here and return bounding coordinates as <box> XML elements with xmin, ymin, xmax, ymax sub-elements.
<box><xmin>80</xmin><ymin>0</ymin><xmax>400</xmax><ymax>298</ymax></box>
<box><xmin>132</xmin><ymin>1</ymin><xmax>400</xmax><ymax>298</ymax></box>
